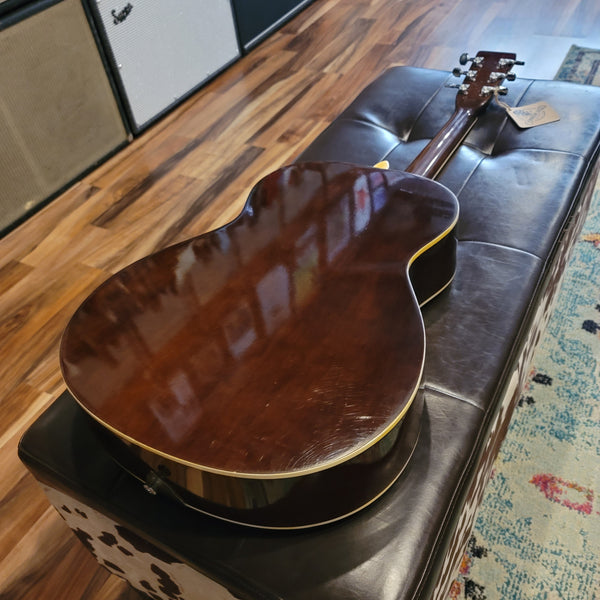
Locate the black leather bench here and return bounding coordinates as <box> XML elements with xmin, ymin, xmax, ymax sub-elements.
<box><xmin>19</xmin><ymin>66</ymin><xmax>600</xmax><ymax>600</ymax></box>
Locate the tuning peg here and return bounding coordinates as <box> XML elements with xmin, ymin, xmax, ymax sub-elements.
<box><xmin>452</xmin><ymin>67</ymin><xmax>477</xmax><ymax>79</ymax></box>
<box><xmin>498</xmin><ymin>57</ymin><xmax>525</xmax><ymax>67</ymax></box>
<box><xmin>481</xmin><ymin>85</ymin><xmax>508</xmax><ymax>96</ymax></box>
<box><xmin>459</xmin><ymin>53</ymin><xmax>483</xmax><ymax>66</ymax></box>
<box><xmin>446</xmin><ymin>83</ymin><xmax>470</xmax><ymax>93</ymax></box>
<box><xmin>489</xmin><ymin>71</ymin><xmax>517</xmax><ymax>82</ymax></box>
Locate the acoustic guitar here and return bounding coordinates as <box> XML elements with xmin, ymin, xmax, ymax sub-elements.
<box><xmin>60</xmin><ymin>51</ymin><xmax>521</xmax><ymax>529</ymax></box>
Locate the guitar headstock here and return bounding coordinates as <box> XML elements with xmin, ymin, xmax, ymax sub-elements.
<box><xmin>449</xmin><ymin>51</ymin><xmax>524</xmax><ymax>113</ymax></box>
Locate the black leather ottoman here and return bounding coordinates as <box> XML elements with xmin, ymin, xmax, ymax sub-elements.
<box><xmin>19</xmin><ymin>66</ymin><xmax>600</xmax><ymax>600</ymax></box>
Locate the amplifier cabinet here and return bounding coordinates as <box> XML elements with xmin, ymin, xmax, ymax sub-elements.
<box><xmin>89</xmin><ymin>0</ymin><xmax>241</xmax><ymax>132</ymax></box>
<box><xmin>0</xmin><ymin>0</ymin><xmax>128</xmax><ymax>235</ymax></box>
<box><xmin>232</xmin><ymin>0</ymin><xmax>315</xmax><ymax>52</ymax></box>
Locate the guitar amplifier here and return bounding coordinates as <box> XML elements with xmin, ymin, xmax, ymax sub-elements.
<box><xmin>88</xmin><ymin>0</ymin><xmax>241</xmax><ymax>132</ymax></box>
<box><xmin>0</xmin><ymin>0</ymin><xmax>128</xmax><ymax>235</ymax></box>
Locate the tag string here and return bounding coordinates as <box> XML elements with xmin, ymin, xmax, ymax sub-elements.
<box><xmin>493</xmin><ymin>89</ymin><xmax>512</xmax><ymax>111</ymax></box>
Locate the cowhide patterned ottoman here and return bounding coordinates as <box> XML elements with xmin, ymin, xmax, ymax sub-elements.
<box><xmin>19</xmin><ymin>66</ymin><xmax>600</xmax><ymax>600</ymax></box>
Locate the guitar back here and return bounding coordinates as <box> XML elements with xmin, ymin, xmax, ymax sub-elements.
<box><xmin>60</xmin><ymin>50</ymin><xmax>521</xmax><ymax>527</ymax></box>
<box><xmin>61</xmin><ymin>162</ymin><xmax>458</xmax><ymax>480</ymax></box>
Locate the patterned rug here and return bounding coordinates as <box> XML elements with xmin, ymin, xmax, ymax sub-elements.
<box><xmin>448</xmin><ymin>50</ymin><xmax>600</xmax><ymax>600</ymax></box>
<box><xmin>555</xmin><ymin>45</ymin><xmax>600</xmax><ymax>85</ymax></box>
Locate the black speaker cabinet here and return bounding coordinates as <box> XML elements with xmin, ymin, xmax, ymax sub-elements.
<box><xmin>232</xmin><ymin>0</ymin><xmax>315</xmax><ymax>52</ymax></box>
<box><xmin>0</xmin><ymin>0</ymin><xmax>128</xmax><ymax>235</ymax></box>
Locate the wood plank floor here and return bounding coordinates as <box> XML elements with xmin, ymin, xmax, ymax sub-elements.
<box><xmin>2</xmin><ymin>0</ymin><xmax>600</xmax><ymax>598</ymax></box>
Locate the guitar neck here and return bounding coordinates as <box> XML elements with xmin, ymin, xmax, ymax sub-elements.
<box><xmin>405</xmin><ymin>106</ymin><xmax>478</xmax><ymax>179</ymax></box>
<box><xmin>404</xmin><ymin>49</ymin><xmax>522</xmax><ymax>179</ymax></box>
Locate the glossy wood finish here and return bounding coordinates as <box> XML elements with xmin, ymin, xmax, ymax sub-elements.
<box><xmin>58</xmin><ymin>50</ymin><xmax>516</xmax><ymax>528</ymax></box>
<box><xmin>60</xmin><ymin>163</ymin><xmax>457</xmax><ymax>526</ymax></box>
<box><xmin>4</xmin><ymin>0</ymin><xmax>600</xmax><ymax>595</ymax></box>
<box><xmin>100</xmin><ymin>393</ymin><xmax>424</xmax><ymax>528</ymax></box>
<box><xmin>59</xmin><ymin>51</ymin><xmax>518</xmax><ymax>528</ymax></box>
<box><xmin>62</xmin><ymin>164</ymin><xmax>457</xmax><ymax>476</ymax></box>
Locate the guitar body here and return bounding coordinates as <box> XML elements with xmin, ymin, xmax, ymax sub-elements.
<box><xmin>60</xmin><ymin>162</ymin><xmax>459</xmax><ymax>528</ymax></box>
<box><xmin>61</xmin><ymin>48</ymin><xmax>522</xmax><ymax>528</ymax></box>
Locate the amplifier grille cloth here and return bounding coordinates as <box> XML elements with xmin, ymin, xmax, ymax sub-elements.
<box><xmin>0</xmin><ymin>0</ymin><xmax>127</xmax><ymax>233</ymax></box>
<box><xmin>93</xmin><ymin>0</ymin><xmax>240</xmax><ymax>130</ymax></box>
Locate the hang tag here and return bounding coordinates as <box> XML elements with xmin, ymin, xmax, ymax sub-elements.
<box><xmin>493</xmin><ymin>90</ymin><xmax>560</xmax><ymax>128</ymax></box>
<box><xmin>505</xmin><ymin>101</ymin><xmax>560</xmax><ymax>129</ymax></box>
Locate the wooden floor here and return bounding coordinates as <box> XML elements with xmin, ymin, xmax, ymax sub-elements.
<box><xmin>2</xmin><ymin>0</ymin><xmax>600</xmax><ymax>598</ymax></box>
